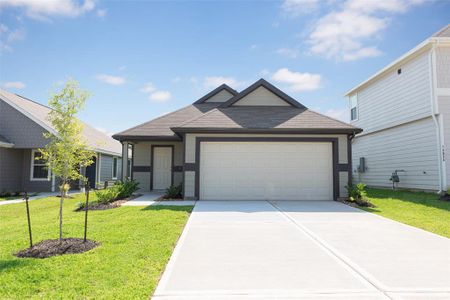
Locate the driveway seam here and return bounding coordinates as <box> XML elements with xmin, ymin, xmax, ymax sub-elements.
<box><xmin>267</xmin><ymin>200</ymin><xmax>392</xmax><ymax>300</ymax></box>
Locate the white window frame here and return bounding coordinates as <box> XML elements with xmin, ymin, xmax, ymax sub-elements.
<box><xmin>350</xmin><ymin>93</ymin><xmax>358</xmax><ymax>121</ymax></box>
<box><xmin>30</xmin><ymin>149</ymin><xmax>51</xmax><ymax>181</ymax></box>
<box><xmin>112</xmin><ymin>156</ymin><xmax>118</xmax><ymax>180</ymax></box>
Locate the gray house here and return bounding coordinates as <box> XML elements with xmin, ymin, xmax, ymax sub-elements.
<box><xmin>113</xmin><ymin>79</ymin><xmax>361</xmax><ymax>200</ymax></box>
<box><xmin>346</xmin><ymin>24</ymin><xmax>450</xmax><ymax>192</ymax></box>
<box><xmin>0</xmin><ymin>89</ymin><xmax>122</xmax><ymax>193</ymax></box>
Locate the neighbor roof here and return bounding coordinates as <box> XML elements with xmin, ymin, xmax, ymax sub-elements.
<box><xmin>114</xmin><ymin>79</ymin><xmax>361</xmax><ymax>140</ymax></box>
<box><xmin>345</xmin><ymin>24</ymin><xmax>450</xmax><ymax>96</ymax></box>
<box><xmin>0</xmin><ymin>89</ymin><xmax>122</xmax><ymax>156</ymax></box>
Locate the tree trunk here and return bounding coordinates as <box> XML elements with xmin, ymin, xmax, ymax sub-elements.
<box><xmin>59</xmin><ymin>180</ymin><xmax>65</xmax><ymax>243</ymax></box>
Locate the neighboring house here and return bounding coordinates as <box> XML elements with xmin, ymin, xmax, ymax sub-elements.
<box><xmin>0</xmin><ymin>89</ymin><xmax>122</xmax><ymax>192</ymax></box>
<box><xmin>345</xmin><ymin>24</ymin><xmax>450</xmax><ymax>192</ymax></box>
<box><xmin>113</xmin><ymin>79</ymin><xmax>361</xmax><ymax>200</ymax></box>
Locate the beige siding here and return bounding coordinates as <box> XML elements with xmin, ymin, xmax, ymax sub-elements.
<box><xmin>339</xmin><ymin>172</ymin><xmax>348</xmax><ymax>198</ymax></box>
<box><xmin>184</xmin><ymin>171</ymin><xmax>195</xmax><ymax>198</ymax></box>
<box><xmin>436</xmin><ymin>46</ymin><xmax>450</xmax><ymax>88</ymax></box>
<box><xmin>351</xmin><ymin>51</ymin><xmax>432</xmax><ymax>133</ymax></box>
<box><xmin>232</xmin><ymin>86</ymin><xmax>290</xmax><ymax>106</ymax></box>
<box><xmin>204</xmin><ymin>89</ymin><xmax>234</xmax><ymax>103</ymax></box>
<box><xmin>132</xmin><ymin>141</ymin><xmax>183</xmax><ymax>192</ymax></box>
<box><xmin>439</xmin><ymin>96</ymin><xmax>450</xmax><ymax>186</ymax></box>
<box><xmin>352</xmin><ymin>117</ymin><xmax>439</xmax><ymax>191</ymax></box>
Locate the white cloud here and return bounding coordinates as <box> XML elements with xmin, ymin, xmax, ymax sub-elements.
<box><xmin>96</xmin><ymin>9</ymin><xmax>107</xmax><ymax>18</ymax></box>
<box><xmin>259</xmin><ymin>69</ymin><xmax>271</xmax><ymax>77</ymax></box>
<box><xmin>281</xmin><ymin>0</ymin><xmax>318</xmax><ymax>17</ymax></box>
<box><xmin>203</xmin><ymin>76</ymin><xmax>238</xmax><ymax>89</ymax></box>
<box><xmin>149</xmin><ymin>91</ymin><xmax>171</xmax><ymax>102</ymax></box>
<box><xmin>0</xmin><ymin>23</ymin><xmax>25</xmax><ymax>52</ymax></box>
<box><xmin>272</xmin><ymin>68</ymin><xmax>321</xmax><ymax>92</ymax></box>
<box><xmin>1</xmin><ymin>81</ymin><xmax>26</xmax><ymax>89</ymax></box>
<box><xmin>171</xmin><ymin>77</ymin><xmax>181</xmax><ymax>83</ymax></box>
<box><xmin>322</xmin><ymin>108</ymin><xmax>349</xmax><ymax>122</ymax></box>
<box><xmin>276</xmin><ymin>47</ymin><xmax>299</xmax><ymax>59</ymax></box>
<box><xmin>96</xmin><ymin>74</ymin><xmax>126</xmax><ymax>85</ymax></box>
<box><xmin>307</xmin><ymin>0</ymin><xmax>427</xmax><ymax>61</ymax></box>
<box><xmin>0</xmin><ymin>0</ymin><xmax>96</xmax><ymax>20</ymax></box>
<box><xmin>140</xmin><ymin>82</ymin><xmax>156</xmax><ymax>93</ymax></box>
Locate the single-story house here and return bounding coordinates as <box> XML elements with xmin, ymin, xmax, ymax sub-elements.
<box><xmin>113</xmin><ymin>79</ymin><xmax>362</xmax><ymax>200</ymax></box>
<box><xmin>0</xmin><ymin>89</ymin><xmax>122</xmax><ymax>192</ymax></box>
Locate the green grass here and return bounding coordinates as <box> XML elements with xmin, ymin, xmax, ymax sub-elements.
<box><xmin>0</xmin><ymin>193</ymin><xmax>193</xmax><ymax>299</ymax></box>
<box><xmin>362</xmin><ymin>188</ymin><xmax>450</xmax><ymax>238</ymax></box>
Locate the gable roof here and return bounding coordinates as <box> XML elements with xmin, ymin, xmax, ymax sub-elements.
<box><xmin>0</xmin><ymin>89</ymin><xmax>122</xmax><ymax>156</ymax></box>
<box><xmin>193</xmin><ymin>84</ymin><xmax>238</xmax><ymax>104</ymax></box>
<box><xmin>221</xmin><ymin>78</ymin><xmax>306</xmax><ymax>108</ymax></box>
<box><xmin>345</xmin><ymin>24</ymin><xmax>450</xmax><ymax>96</ymax></box>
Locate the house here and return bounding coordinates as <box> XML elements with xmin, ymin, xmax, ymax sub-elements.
<box><xmin>0</xmin><ymin>89</ymin><xmax>122</xmax><ymax>192</ymax></box>
<box><xmin>113</xmin><ymin>79</ymin><xmax>361</xmax><ymax>200</ymax></box>
<box><xmin>345</xmin><ymin>24</ymin><xmax>450</xmax><ymax>192</ymax></box>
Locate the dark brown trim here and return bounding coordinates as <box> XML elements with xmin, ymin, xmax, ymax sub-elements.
<box><xmin>194</xmin><ymin>137</ymin><xmax>340</xmax><ymax>201</ymax></box>
<box><xmin>132</xmin><ymin>166</ymin><xmax>151</xmax><ymax>172</ymax></box>
<box><xmin>220</xmin><ymin>78</ymin><xmax>306</xmax><ymax>109</ymax></box>
<box><xmin>112</xmin><ymin>135</ymin><xmax>181</xmax><ymax>142</ymax></box>
<box><xmin>183</xmin><ymin>163</ymin><xmax>196</xmax><ymax>171</ymax></box>
<box><xmin>182</xmin><ymin>133</ymin><xmax>187</xmax><ymax>198</ymax></box>
<box><xmin>193</xmin><ymin>84</ymin><xmax>238</xmax><ymax>104</ymax></box>
<box><xmin>348</xmin><ymin>134</ymin><xmax>353</xmax><ymax>186</ymax></box>
<box><xmin>131</xmin><ymin>144</ymin><xmax>135</xmax><ymax>180</ymax></box>
<box><xmin>173</xmin><ymin>166</ymin><xmax>183</xmax><ymax>172</ymax></box>
<box><xmin>337</xmin><ymin>164</ymin><xmax>349</xmax><ymax>171</ymax></box>
<box><xmin>171</xmin><ymin>127</ymin><xmax>363</xmax><ymax>135</ymax></box>
<box><xmin>150</xmin><ymin>145</ymin><xmax>174</xmax><ymax>190</ymax></box>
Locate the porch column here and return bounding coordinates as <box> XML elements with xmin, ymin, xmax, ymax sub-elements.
<box><xmin>121</xmin><ymin>142</ymin><xmax>129</xmax><ymax>180</ymax></box>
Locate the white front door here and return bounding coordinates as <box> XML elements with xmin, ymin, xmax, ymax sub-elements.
<box><xmin>153</xmin><ymin>147</ymin><xmax>172</xmax><ymax>190</ymax></box>
<box><xmin>199</xmin><ymin>142</ymin><xmax>333</xmax><ymax>200</ymax></box>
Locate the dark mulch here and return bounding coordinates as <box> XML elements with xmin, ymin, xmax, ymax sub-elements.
<box><xmin>15</xmin><ymin>238</ymin><xmax>99</xmax><ymax>259</ymax></box>
<box><xmin>75</xmin><ymin>193</ymin><xmax>142</xmax><ymax>211</ymax></box>
<box><xmin>339</xmin><ymin>198</ymin><xmax>375</xmax><ymax>208</ymax></box>
<box><xmin>439</xmin><ymin>194</ymin><xmax>450</xmax><ymax>201</ymax></box>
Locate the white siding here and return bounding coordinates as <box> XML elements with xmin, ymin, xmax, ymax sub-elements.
<box><xmin>436</xmin><ymin>46</ymin><xmax>450</xmax><ymax>88</ymax></box>
<box><xmin>439</xmin><ymin>96</ymin><xmax>450</xmax><ymax>186</ymax></box>
<box><xmin>351</xmin><ymin>51</ymin><xmax>432</xmax><ymax>133</ymax></box>
<box><xmin>352</xmin><ymin>117</ymin><xmax>439</xmax><ymax>191</ymax></box>
<box><xmin>232</xmin><ymin>87</ymin><xmax>290</xmax><ymax>106</ymax></box>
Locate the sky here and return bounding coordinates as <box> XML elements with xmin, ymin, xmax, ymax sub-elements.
<box><xmin>0</xmin><ymin>0</ymin><xmax>449</xmax><ymax>136</ymax></box>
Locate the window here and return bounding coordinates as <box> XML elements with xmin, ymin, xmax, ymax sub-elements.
<box><xmin>112</xmin><ymin>157</ymin><xmax>118</xmax><ymax>179</ymax></box>
<box><xmin>350</xmin><ymin>94</ymin><xmax>358</xmax><ymax>121</ymax></box>
<box><xmin>30</xmin><ymin>150</ymin><xmax>50</xmax><ymax>181</ymax></box>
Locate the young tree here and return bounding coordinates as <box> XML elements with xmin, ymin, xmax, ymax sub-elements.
<box><xmin>39</xmin><ymin>80</ymin><xmax>95</xmax><ymax>242</ymax></box>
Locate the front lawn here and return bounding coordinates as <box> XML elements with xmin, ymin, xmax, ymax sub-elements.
<box><xmin>363</xmin><ymin>188</ymin><xmax>450</xmax><ymax>238</ymax></box>
<box><xmin>0</xmin><ymin>193</ymin><xmax>193</xmax><ymax>299</ymax></box>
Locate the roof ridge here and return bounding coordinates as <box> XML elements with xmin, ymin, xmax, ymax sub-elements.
<box><xmin>305</xmin><ymin>108</ymin><xmax>357</xmax><ymax>128</ymax></box>
<box><xmin>174</xmin><ymin>106</ymin><xmax>220</xmax><ymax>128</ymax></box>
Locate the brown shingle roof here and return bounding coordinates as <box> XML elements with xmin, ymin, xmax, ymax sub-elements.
<box><xmin>172</xmin><ymin>106</ymin><xmax>361</xmax><ymax>134</ymax></box>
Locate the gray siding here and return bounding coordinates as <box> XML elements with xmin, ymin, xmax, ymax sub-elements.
<box><xmin>0</xmin><ymin>148</ymin><xmax>24</xmax><ymax>192</ymax></box>
<box><xmin>132</xmin><ymin>141</ymin><xmax>183</xmax><ymax>192</ymax></box>
<box><xmin>0</xmin><ymin>100</ymin><xmax>48</xmax><ymax>148</ymax></box>
<box><xmin>98</xmin><ymin>154</ymin><xmax>121</xmax><ymax>183</ymax></box>
<box><xmin>350</xmin><ymin>50</ymin><xmax>432</xmax><ymax>134</ymax></box>
<box><xmin>21</xmin><ymin>149</ymin><xmax>52</xmax><ymax>192</ymax></box>
<box><xmin>352</xmin><ymin>117</ymin><xmax>439</xmax><ymax>191</ymax></box>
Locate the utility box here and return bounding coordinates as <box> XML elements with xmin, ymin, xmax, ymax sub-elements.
<box><xmin>358</xmin><ymin>157</ymin><xmax>366</xmax><ymax>173</ymax></box>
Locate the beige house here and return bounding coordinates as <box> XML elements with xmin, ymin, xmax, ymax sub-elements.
<box><xmin>113</xmin><ymin>79</ymin><xmax>361</xmax><ymax>200</ymax></box>
<box><xmin>346</xmin><ymin>24</ymin><xmax>450</xmax><ymax>192</ymax></box>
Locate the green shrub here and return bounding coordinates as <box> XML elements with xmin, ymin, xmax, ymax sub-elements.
<box><xmin>164</xmin><ymin>184</ymin><xmax>182</xmax><ymax>199</ymax></box>
<box><xmin>346</xmin><ymin>183</ymin><xmax>367</xmax><ymax>202</ymax></box>
<box><xmin>95</xmin><ymin>186</ymin><xmax>120</xmax><ymax>204</ymax></box>
<box><xmin>115</xmin><ymin>179</ymin><xmax>139</xmax><ymax>199</ymax></box>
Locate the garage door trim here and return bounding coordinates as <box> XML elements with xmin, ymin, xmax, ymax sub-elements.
<box><xmin>194</xmin><ymin>137</ymin><xmax>339</xmax><ymax>200</ymax></box>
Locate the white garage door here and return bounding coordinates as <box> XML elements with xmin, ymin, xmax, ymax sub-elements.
<box><xmin>199</xmin><ymin>142</ymin><xmax>333</xmax><ymax>200</ymax></box>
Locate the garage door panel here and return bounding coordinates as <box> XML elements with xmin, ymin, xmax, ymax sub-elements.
<box><xmin>199</xmin><ymin>142</ymin><xmax>333</xmax><ymax>201</ymax></box>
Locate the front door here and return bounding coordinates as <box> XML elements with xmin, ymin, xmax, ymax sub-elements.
<box><xmin>152</xmin><ymin>147</ymin><xmax>172</xmax><ymax>190</ymax></box>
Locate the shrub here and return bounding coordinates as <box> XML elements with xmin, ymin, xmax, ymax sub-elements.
<box><xmin>95</xmin><ymin>186</ymin><xmax>120</xmax><ymax>204</ymax></box>
<box><xmin>164</xmin><ymin>184</ymin><xmax>182</xmax><ymax>199</ymax></box>
<box><xmin>115</xmin><ymin>179</ymin><xmax>139</xmax><ymax>199</ymax></box>
<box><xmin>346</xmin><ymin>183</ymin><xmax>367</xmax><ymax>202</ymax></box>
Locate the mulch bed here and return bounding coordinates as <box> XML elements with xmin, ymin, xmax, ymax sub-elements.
<box><xmin>338</xmin><ymin>198</ymin><xmax>376</xmax><ymax>208</ymax></box>
<box><xmin>75</xmin><ymin>193</ymin><xmax>142</xmax><ymax>211</ymax></box>
<box><xmin>15</xmin><ymin>238</ymin><xmax>99</xmax><ymax>259</ymax></box>
<box><xmin>439</xmin><ymin>194</ymin><xmax>450</xmax><ymax>201</ymax></box>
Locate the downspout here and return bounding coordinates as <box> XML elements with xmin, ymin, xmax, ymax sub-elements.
<box><xmin>429</xmin><ymin>41</ymin><xmax>445</xmax><ymax>192</ymax></box>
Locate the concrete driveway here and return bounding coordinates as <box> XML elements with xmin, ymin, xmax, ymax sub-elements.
<box><xmin>153</xmin><ymin>201</ymin><xmax>450</xmax><ymax>299</ymax></box>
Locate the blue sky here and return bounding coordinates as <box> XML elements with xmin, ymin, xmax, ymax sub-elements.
<box><xmin>0</xmin><ymin>0</ymin><xmax>449</xmax><ymax>136</ymax></box>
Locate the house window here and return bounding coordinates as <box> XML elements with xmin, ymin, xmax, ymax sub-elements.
<box><xmin>350</xmin><ymin>94</ymin><xmax>358</xmax><ymax>121</ymax></box>
<box><xmin>30</xmin><ymin>150</ymin><xmax>50</xmax><ymax>181</ymax></box>
<box><xmin>112</xmin><ymin>157</ymin><xmax>118</xmax><ymax>179</ymax></box>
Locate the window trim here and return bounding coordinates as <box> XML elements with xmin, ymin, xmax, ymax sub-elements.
<box><xmin>112</xmin><ymin>156</ymin><xmax>118</xmax><ymax>180</ymax></box>
<box><xmin>349</xmin><ymin>93</ymin><xmax>358</xmax><ymax>121</ymax></box>
<box><xmin>30</xmin><ymin>149</ymin><xmax>51</xmax><ymax>181</ymax></box>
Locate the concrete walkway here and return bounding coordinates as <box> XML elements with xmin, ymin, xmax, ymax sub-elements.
<box><xmin>153</xmin><ymin>200</ymin><xmax>450</xmax><ymax>300</ymax></box>
<box><xmin>122</xmin><ymin>192</ymin><xmax>196</xmax><ymax>206</ymax></box>
<box><xmin>0</xmin><ymin>191</ymin><xmax>81</xmax><ymax>206</ymax></box>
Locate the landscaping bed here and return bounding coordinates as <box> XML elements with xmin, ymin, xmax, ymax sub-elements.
<box><xmin>75</xmin><ymin>193</ymin><xmax>142</xmax><ymax>211</ymax></box>
<box><xmin>15</xmin><ymin>238</ymin><xmax>98</xmax><ymax>259</ymax></box>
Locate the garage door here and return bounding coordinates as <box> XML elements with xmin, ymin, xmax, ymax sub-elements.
<box><xmin>199</xmin><ymin>142</ymin><xmax>333</xmax><ymax>200</ymax></box>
